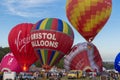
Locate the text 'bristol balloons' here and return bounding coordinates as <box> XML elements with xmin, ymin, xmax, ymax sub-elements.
<box><xmin>114</xmin><ymin>52</ymin><xmax>120</xmax><ymax>72</ymax></box>
<box><xmin>31</xmin><ymin>18</ymin><xmax>74</xmax><ymax>70</ymax></box>
<box><xmin>66</xmin><ymin>0</ymin><xmax>112</xmax><ymax>42</ymax></box>
<box><xmin>8</xmin><ymin>23</ymin><xmax>38</xmax><ymax>71</ymax></box>
<box><xmin>0</xmin><ymin>52</ymin><xmax>22</xmax><ymax>73</ymax></box>
<box><xmin>64</xmin><ymin>42</ymin><xmax>103</xmax><ymax>72</ymax></box>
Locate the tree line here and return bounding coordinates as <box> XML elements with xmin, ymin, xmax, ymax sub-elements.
<box><xmin>0</xmin><ymin>47</ymin><xmax>10</xmax><ymax>62</ymax></box>
<box><xmin>0</xmin><ymin>47</ymin><xmax>114</xmax><ymax>69</ymax></box>
<box><xmin>0</xmin><ymin>47</ymin><xmax>64</xmax><ymax>68</ymax></box>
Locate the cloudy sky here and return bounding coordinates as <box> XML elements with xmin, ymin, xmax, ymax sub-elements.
<box><xmin>0</xmin><ymin>0</ymin><xmax>120</xmax><ymax>62</ymax></box>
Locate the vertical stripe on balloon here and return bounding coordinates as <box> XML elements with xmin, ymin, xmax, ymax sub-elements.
<box><xmin>45</xmin><ymin>18</ymin><xmax>53</xmax><ymax>30</ymax></box>
<box><xmin>58</xmin><ymin>19</ymin><xmax>63</xmax><ymax>32</ymax></box>
<box><xmin>51</xmin><ymin>18</ymin><xmax>58</xmax><ymax>30</ymax></box>
<box><xmin>53</xmin><ymin>53</ymin><xmax>64</xmax><ymax>65</ymax></box>
<box><xmin>41</xmin><ymin>49</ymin><xmax>45</xmax><ymax>65</ymax></box>
<box><xmin>44</xmin><ymin>50</ymin><xmax>48</xmax><ymax>65</ymax></box>
<box><xmin>66</xmin><ymin>23</ymin><xmax>71</xmax><ymax>35</ymax></box>
<box><xmin>47</xmin><ymin>50</ymin><xmax>52</xmax><ymax>65</ymax></box>
<box><xmin>49</xmin><ymin>51</ymin><xmax>55</xmax><ymax>66</ymax></box>
<box><xmin>63</xmin><ymin>21</ymin><xmax>68</xmax><ymax>34</ymax></box>
<box><xmin>39</xmin><ymin>18</ymin><xmax>49</xmax><ymax>30</ymax></box>
<box><xmin>36</xmin><ymin>50</ymin><xmax>43</xmax><ymax>65</ymax></box>
<box><xmin>50</xmin><ymin>51</ymin><xmax>59</xmax><ymax>66</ymax></box>
<box><xmin>35</xmin><ymin>19</ymin><xmax>44</xmax><ymax>29</ymax></box>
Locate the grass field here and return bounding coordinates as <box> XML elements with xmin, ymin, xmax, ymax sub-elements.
<box><xmin>38</xmin><ymin>76</ymin><xmax>119</xmax><ymax>80</ymax></box>
<box><xmin>41</xmin><ymin>76</ymin><xmax>102</xmax><ymax>80</ymax></box>
<box><xmin>58</xmin><ymin>76</ymin><xmax>101</xmax><ymax>80</ymax></box>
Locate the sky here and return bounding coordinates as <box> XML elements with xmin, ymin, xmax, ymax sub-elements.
<box><xmin>0</xmin><ymin>0</ymin><xmax>120</xmax><ymax>62</ymax></box>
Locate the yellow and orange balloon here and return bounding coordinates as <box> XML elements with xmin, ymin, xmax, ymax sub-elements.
<box><xmin>66</xmin><ymin>0</ymin><xmax>112</xmax><ymax>42</ymax></box>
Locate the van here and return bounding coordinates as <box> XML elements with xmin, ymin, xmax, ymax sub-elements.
<box><xmin>18</xmin><ymin>72</ymin><xmax>35</xmax><ymax>80</ymax></box>
<box><xmin>67</xmin><ymin>70</ymin><xmax>82</xmax><ymax>79</ymax></box>
<box><xmin>3</xmin><ymin>72</ymin><xmax>16</xmax><ymax>80</ymax></box>
<box><xmin>77</xmin><ymin>70</ymin><xmax>83</xmax><ymax>78</ymax></box>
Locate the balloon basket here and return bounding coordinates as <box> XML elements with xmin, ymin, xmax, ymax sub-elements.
<box><xmin>87</xmin><ymin>42</ymin><xmax>93</xmax><ymax>50</ymax></box>
<box><xmin>42</xmin><ymin>64</ymin><xmax>51</xmax><ymax>72</ymax></box>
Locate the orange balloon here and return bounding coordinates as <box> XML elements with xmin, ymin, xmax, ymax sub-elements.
<box><xmin>66</xmin><ymin>0</ymin><xmax>112</xmax><ymax>42</ymax></box>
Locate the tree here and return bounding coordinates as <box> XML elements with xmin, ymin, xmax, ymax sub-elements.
<box><xmin>0</xmin><ymin>47</ymin><xmax>10</xmax><ymax>61</ymax></box>
<box><xmin>34</xmin><ymin>60</ymin><xmax>42</xmax><ymax>67</ymax></box>
<box><xmin>56</xmin><ymin>57</ymin><xmax>64</xmax><ymax>69</ymax></box>
<box><xmin>103</xmin><ymin>62</ymin><xmax>114</xmax><ymax>69</ymax></box>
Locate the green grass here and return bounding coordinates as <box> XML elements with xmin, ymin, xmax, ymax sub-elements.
<box><xmin>37</xmin><ymin>76</ymin><xmax>118</xmax><ymax>80</ymax></box>
<box><xmin>44</xmin><ymin>76</ymin><xmax>101</xmax><ymax>80</ymax></box>
<box><xmin>60</xmin><ymin>76</ymin><xmax>101</xmax><ymax>80</ymax></box>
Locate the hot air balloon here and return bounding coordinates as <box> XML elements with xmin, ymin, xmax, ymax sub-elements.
<box><xmin>0</xmin><ymin>52</ymin><xmax>22</xmax><ymax>73</ymax></box>
<box><xmin>8</xmin><ymin>23</ymin><xmax>38</xmax><ymax>71</ymax></box>
<box><xmin>114</xmin><ymin>52</ymin><xmax>120</xmax><ymax>72</ymax></box>
<box><xmin>66</xmin><ymin>0</ymin><xmax>112</xmax><ymax>42</ymax></box>
<box><xmin>31</xmin><ymin>18</ymin><xmax>74</xmax><ymax>70</ymax></box>
<box><xmin>64</xmin><ymin>42</ymin><xmax>103</xmax><ymax>72</ymax></box>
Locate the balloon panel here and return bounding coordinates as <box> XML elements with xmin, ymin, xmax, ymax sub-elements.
<box><xmin>70</xmin><ymin>50</ymin><xmax>91</xmax><ymax>70</ymax></box>
<box><xmin>8</xmin><ymin>23</ymin><xmax>38</xmax><ymax>71</ymax></box>
<box><xmin>66</xmin><ymin>0</ymin><xmax>112</xmax><ymax>42</ymax></box>
<box><xmin>31</xmin><ymin>30</ymin><xmax>73</xmax><ymax>54</ymax></box>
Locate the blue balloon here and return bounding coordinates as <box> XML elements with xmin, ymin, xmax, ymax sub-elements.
<box><xmin>114</xmin><ymin>52</ymin><xmax>120</xmax><ymax>72</ymax></box>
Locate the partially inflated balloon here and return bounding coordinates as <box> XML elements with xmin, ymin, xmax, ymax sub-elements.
<box><xmin>66</xmin><ymin>0</ymin><xmax>112</xmax><ymax>42</ymax></box>
<box><xmin>31</xmin><ymin>18</ymin><xmax>74</xmax><ymax>70</ymax></box>
<box><xmin>8</xmin><ymin>23</ymin><xmax>38</xmax><ymax>71</ymax></box>
<box><xmin>114</xmin><ymin>52</ymin><xmax>120</xmax><ymax>72</ymax></box>
<box><xmin>0</xmin><ymin>52</ymin><xmax>22</xmax><ymax>73</ymax></box>
<box><xmin>64</xmin><ymin>42</ymin><xmax>103</xmax><ymax>72</ymax></box>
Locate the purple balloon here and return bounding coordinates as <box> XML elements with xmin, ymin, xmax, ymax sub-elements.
<box><xmin>0</xmin><ymin>52</ymin><xmax>22</xmax><ymax>73</ymax></box>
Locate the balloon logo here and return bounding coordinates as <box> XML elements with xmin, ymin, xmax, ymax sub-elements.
<box><xmin>8</xmin><ymin>23</ymin><xmax>38</xmax><ymax>71</ymax></box>
<box><xmin>31</xmin><ymin>18</ymin><xmax>74</xmax><ymax>70</ymax></box>
<box><xmin>66</xmin><ymin>0</ymin><xmax>112</xmax><ymax>42</ymax></box>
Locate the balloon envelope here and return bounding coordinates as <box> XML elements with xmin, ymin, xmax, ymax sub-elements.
<box><xmin>64</xmin><ymin>42</ymin><xmax>103</xmax><ymax>72</ymax></box>
<box><xmin>8</xmin><ymin>23</ymin><xmax>38</xmax><ymax>71</ymax></box>
<box><xmin>114</xmin><ymin>52</ymin><xmax>120</xmax><ymax>72</ymax></box>
<box><xmin>66</xmin><ymin>0</ymin><xmax>112</xmax><ymax>42</ymax></box>
<box><xmin>31</xmin><ymin>18</ymin><xmax>74</xmax><ymax>70</ymax></box>
<box><xmin>0</xmin><ymin>52</ymin><xmax>22</xmax><ymax>73</ymax></box>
